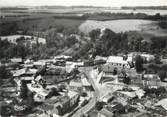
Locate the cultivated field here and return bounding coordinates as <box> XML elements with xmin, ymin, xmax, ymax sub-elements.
<box><xmin>79</xmin><ymin>19</ymin><xmax>157</xmax><ymax>33</ymax></box>
<box><xmin>79</xmin><ymin>19</ymin><xmax>167</xmax><ymax>38</ymax></box>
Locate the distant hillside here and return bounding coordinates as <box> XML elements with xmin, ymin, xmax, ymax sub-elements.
<box><xmin>122</xmin><ymin>6</ymin><xmax>167</xmax><ymax>10</ymax></box>
<box><xmin>0</xmin><ymin>5</ymin><xmax>109</xmax><ymax>10</ymax></box>
<box><xmin>0</xmin><ymin>7</ymin><xmax>28</xmax><ymax>10</ymax></box>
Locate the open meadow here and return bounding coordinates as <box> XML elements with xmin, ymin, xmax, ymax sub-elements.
<box><xmin>79</xmin><ymin>19</ymin><xmax>167</xmax><ymax>40</ymax></box>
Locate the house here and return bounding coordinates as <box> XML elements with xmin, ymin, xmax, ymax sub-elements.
<box><xmin>24</xmin><ymin>59</ymin><xmax>34</xmax><ymax>64</ymax></box>
<box><xmin>143</xmin><ymin>74</ymin><xmax>160</xmax><ymax>81</ymax></box>
<box><xmin>27</xmin><ymin>83</ymin><xmax>50</xmax><ymax>102</ymax></box>
<box><xmin>161</xmin><ymin>58</ymin><xmax>167</xmax><ymax>64</ymax></box>
<box><xmin>46</xmin><ymin>66</ymin><xmax>66</xmax><ymax>75</ymax></box>
<box><xmin>101</xmin><ymin>64</ymin><xmax>117</xmax><ymax>74</ymax></box>
<box><xmin>12</xmin><ymin>68</ymin><xmax>27</xmax><ymax>77</ymax></box>
<box><xmin>16</xmin><ymin>30</ymin><xmax>24</xmax><ymax>34</ymax></box>
<box><xmin>98</xmin><ymin>108</ymin><xmax>113</xmax><ymax>117</ymax></box>
<box><xmin>128</xmin><ymin>52</ymin><xmax>155</xmax><ymax>62</ymax></box>
<box><xmin>95</xmin><ymin>56</ymin><xmax>108</xmax><ymax>61</ymax></box>
<box><xmin>141</xmin><ymin>54</ymin><xmax>155</xmax><ymax>62</ymax></box>
<box><xmin>98</xmin><ymin>72</ymin><xmax>118</xmax><ymax>84</ymax></box>
<box><xmin>82</xmin><ymin>79</ymin><xmax>94</xmax><ymax>97</ymax></box>
<box><xmin>143</xmin><ymin>74</ymin><xmax>161</xmax><ymax>88</ymax></box>
<box><xmin>106</xmin><ymin>56</ymin><xmax>133</xmax><ymax>69</ymax></box>
<box><xmin>13</xmin><ymin>104</ymin><xmax>28</xmax><ymax>114</ymax></box>
<box><xmin>1</xmin><ymin>35</ymin><xmax>46</xmax><ymax>45</ymax></box>
<box><xmin>12</xmin><ymin>68</ymin><xmax>37</xmax><ymax>78</ymax></box>
<box><xmin>113</xmin><ymin>91</ymin><xmax>136</xmax><ymax>100</ymax></box>
<box><xmin>68</xmin><ymin>75</ymin><xmax>94</xmax><ymax>97</ymax></box>
<box><xmin>161</xmin><ymin>55</ymin><xmax>167</xmax><ymax>64</ymax></box>
<box><xmin>10</xmin><ymin>58</ymin><xmax>23</xmax><ymax>64</ymax></box>
<box><xmin>34</xmin><ymin>59</ymin><xmax>53</xmax><ymax>67</ymax></box>
<box><xmin>81</xmin><ymin>76</ymin><xmax>91</xmax><ymax>87</ymax></box>
<box><xmin>43</xmin><ymin>91</ymin><xmax>80</xmax><ymax>116</ymax></box>
<box><xmin>66</xmin><ymin>61</ymin><xmax>84</xmax><ymax>73</ymax></box>
<box><xmin>81</xmin><ymin>74</ymin><xmax>94</xmax><ymax>93</ymax></box>
<box><xmin>68</xmin><ymin>80</ymin><xmax>83</xmax><ymax>91</ymax></box>
<box><xmin>54</xmin><ymin>55</ymin><xmax>73</xmax><ymax>67</ymax></box>
<box><xmin>33</xmin><ymin>91</ymin><xmax>49</xmax><ymax>102</ymax></box>
<box><xmin>131</xmin><ymin>74</ymin><xmax>162</xmax><ymax>88</ymax></box>
<box><xmin>101</xmin><ymin>93</ymin><xmax>114</xmax><ymax>103</ymax></box>
<box><xmin>38</xmin><ymin>113</ymin><xmax>50</xmax><ymax>117</ymax></box>
<box><xmin>54</xmin><ymin>55</ymin><xmax>72</xmax><ymax>61</ymax></box>
<box><xmin>155</xmin><ymin>98</ymin><xmax>167</xmax><ymax>111</ymax></box>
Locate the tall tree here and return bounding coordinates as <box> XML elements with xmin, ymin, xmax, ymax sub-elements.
<box><xmin>0</xmin><ymin>66</ymin><xmax>12</xmax><ymax>80</ymax></box>
<box><xmin>135</xmin><ymin>55</ymin><xmax>144</xmax><ymax>72</ymax></box>
<box><xmin>20</xmin><ymin>81</ymin><xmax>28</xmax><ymax>99</ymax></box>
<box><xmin>89</xmin><ymin>29</ymin><xmax>101</xmax><ymax>41</ymax></box>
<box><xmin>158</xmin><ymin>70</ymin><xmax>166</xmax><ymax>82</ymax></box>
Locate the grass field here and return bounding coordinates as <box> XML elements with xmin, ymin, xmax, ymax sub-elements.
<box><xmin>79</xmin><ymin>19</ymin><xmax>157</xmax><ymax>33</ymax></box>
<box><xmin>79</xmin><ymin>19</ymin><xmax>167</xmax><ymax>40</ymax></box>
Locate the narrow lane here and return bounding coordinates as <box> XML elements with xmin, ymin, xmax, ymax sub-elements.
<box><xmin>71</xmin><ymin>67</ymin><xmax>99</xmax><ymax>117</ymax></box>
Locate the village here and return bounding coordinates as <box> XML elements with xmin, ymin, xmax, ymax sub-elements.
<box><xmin>0</xmin><ymin>4</ymin><xmax>167</xmax><ymax>117</ymax></box>
<box><xmin>0</xmin><ymin>49</ymin><xmax>167</xmax><ymax>117</ymax></box>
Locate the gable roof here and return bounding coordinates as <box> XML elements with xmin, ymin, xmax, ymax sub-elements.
<box><xmin>107</xmin><ymin>56</ymin><xmax>132</xmax><ymax>64</ymax></box>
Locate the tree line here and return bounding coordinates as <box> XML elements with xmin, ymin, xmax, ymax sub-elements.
<box><xmin>0</xmin><ymin>27</ymin><xmax>167</xmax><ymax>61</ymax></box>
<box><xmin>87</xmin><ymin>28</ymin><xmax>167</xmax><ymax>57</ymax></box>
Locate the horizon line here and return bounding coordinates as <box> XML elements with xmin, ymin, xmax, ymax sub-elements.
<box><xmin>1</xmin><ymin>5</ymin><xmax>167</xmax><ymax>8</ymax></box>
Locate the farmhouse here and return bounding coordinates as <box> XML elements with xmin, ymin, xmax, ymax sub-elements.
<box><xmin>54</xmin><ymin>55</ymin><xmax>72</xmax><ymax>60</ymax></box>
<box><xmin>128</xmin><ymin>52</ymin><xmax>155</xmax><ymax>62</ymax></box>
<box><xmin>27</xmin><ymin>83</ymin><xmax>50</xmax><ymax>102</ymax></box>
<box><xmin>141</xmin><ymin>54</ymin><xmax>155</xmax><ymax>62</ymax></box>
<box><xmin>42</xmin><ymin>91</ymin><xmax>80</xmax><ymax>116</ymax></box>
<box><xmin>12</xmin><ymin>68</ymin><xmax>37</xmax><ymax>78</ymax></box>
<box><xmin>0</xmin><ymin>35</ymin><xmax>46</xmax><ymax>45</ymax></box>
<box><xmin>106</xmin><ymin>56</ymin><xmax>133</xmax><ymax>69</ymax></box>
<box><xmin>10</xmin><ymin>58</ymin><xmax>23</xmax><ymax>64</ymax></box>
<box><xmin>68</xmin><ymin>80</ymin><xmax>83</xmax><ymax>91</ymax></box>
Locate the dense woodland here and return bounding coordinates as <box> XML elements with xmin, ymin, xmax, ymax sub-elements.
<box><xmin>0</xmin><ymin>27</ymin><xmax>167</xmax><ymax>61</ymax></box>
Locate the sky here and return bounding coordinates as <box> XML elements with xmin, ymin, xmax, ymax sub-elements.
<box><xmin>0</xmin><ymin>0</ymin><xmax>167</xmax><ymax>7</ymax></box>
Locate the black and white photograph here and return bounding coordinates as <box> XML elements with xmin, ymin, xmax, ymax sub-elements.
<box><xmin>0</xmin><ymin>0</ymin><xmax>167</xmax><ymax>117</ymax></box>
